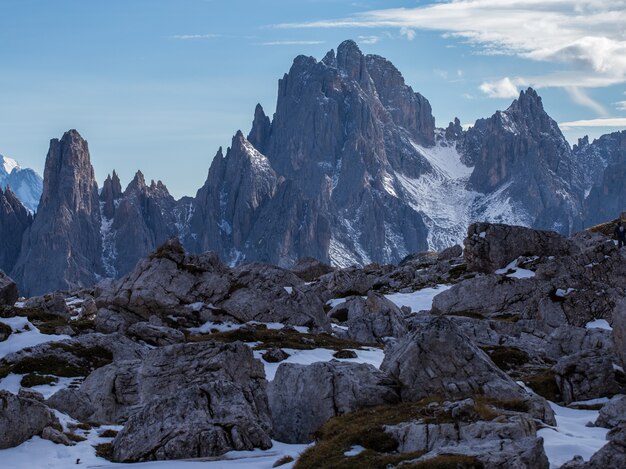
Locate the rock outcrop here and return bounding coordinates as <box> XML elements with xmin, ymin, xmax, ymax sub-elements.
<box><xmin>96</xmin><ymin>239</ymin><xmax>329</xmax><ymax>330</ymax></box>
<box><xmin>0</xmin><ymin>271</ymin><xmax>18</xmax><ymax>306</ymax></box>
<box><xmin>464</xmin><ymin>222</ymin><xmax>574</xmax><ymax>273</ymax></box>
<box><xmin>269</xmin><ymin>360</ymin><xmax>399</xmax><ymax>443</ymax></box>
<box><xmin>0</xmin><ymin>390</ymin><xmax>59</xmax><ymax>449</ymax></box>
<box><xmin>381</xmin><ymin>316</ymin><xmax>555</xmax><ymax>424</ymax></box>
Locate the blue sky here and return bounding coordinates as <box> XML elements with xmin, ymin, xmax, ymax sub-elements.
<box><xmin>1</xmin><ymin>0</ymin><xmax>625</xmax><ymax>198</ymax></box>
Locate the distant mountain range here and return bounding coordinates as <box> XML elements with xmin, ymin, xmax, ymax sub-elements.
<box><xmin>2</xmin><ymin>40</ymin><xmax>626</xmax><ymax>296</ymax></box>
<box><xmin>0</xmin><ymin>154</ymin><xmax>42</xmax><ymax>213</ymax></box>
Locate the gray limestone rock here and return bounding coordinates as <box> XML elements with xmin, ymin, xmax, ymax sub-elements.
<box><xmin>381</xmin><ymin>316</ymin><xmax>555</xmax><ymax>424</ymax></box>
<box><xmin>96</xmin><ymin>239</ymin><xmax>329</xmax><ymax>330</ymax></box>
<box><xmin>553</xmin><ymin>351</ymin><xmax>625</xmax><ymax>404</ymax></box>
<box><xmin>111</xmin><ymin>381</ymin><xmax>272</xmax><ymax>462</ymax></box>
<box><xmin>464</xmin><ymin>222</ymin><xmax>574</xmax><ymax>273</ymax></box>
<box><xmin>268</xmin><ymin>360</ymin><xmax>400</xmax><ymax>443</ymax></box>
<box><xmin>41</xmin><ymin>426</ymin><xmax>74</xmax><ymax>446</ymax></box>
<box><xmin>339</xmin><ymin>291</ymin><xmax>408</xmax><ymax>344</ymax></box>
<box><xmin>0</xmin><ymin>390</ymin><xmax>59</xmax><ymax>449</ymax></box>
<box><xmin>47</xmin><ymin>341</ymin><xmax>268</xmax><ymax>427</ymax></box>
<box><xmin>385</xmin><ymin>406</ymin><xmax>548</xmax><ymax>469</ymax></box>
<box><xmin>127</xmin><ymin>322</ymin><xmax>185</xmax><ymax>346</ymax></box>
<box><xmin>0</xmin><ymin>270</ymin><xmax>18</xmax><ymax>306</ymax></box>
<box><xmin>596</xmin><ymin>395</ymin><xmax>626</xmax><ymax>429</ymax></box>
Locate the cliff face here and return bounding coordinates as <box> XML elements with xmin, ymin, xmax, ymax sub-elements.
<box><xmin>0</xmin><ymin>187</ymin><xmax>32</xmax><ymax>275</ymax></box>
<box><xmin>580</xmin><ymin>130</ymin><xmax>626</xmax><ymax>227</ymax></box>
<box><xmin>12</xmin><ymin>130</ymin><xmax>103</xmax><ymax>296</ymax></box>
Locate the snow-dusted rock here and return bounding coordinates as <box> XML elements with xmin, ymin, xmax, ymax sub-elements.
<box><xmin>111</xmin><ymin>381</ymin><xmax>272</xmax><ymax>462</ymax></box>
<box><xmin>596</xmin><ymin>395</ymin><xmax>626</xmax><ymax>429</ymax></box>
<box><xmin>336</xmin><ymin>291</ymin><xmax>408</xmax><ymax>344</ymax></box>
<box><xmin>464</xmin><ymin>223</ymin><xmax>573</xmax><ymax>273</ymax></box>
<box><xmin>96</xmin><ymin>239</ymin><xmax>329</xmax><ymax>330</ymax></box>
<box><xmin>23</xmin><ymin>292</ymin><xmax>71</xmax><ymax>319</ymax></box>
<box><xmin>268</xmin><ymin>360</ymin><xmax>400</xmax><ymax>443</ymax></box>
<box><xmin>0</xmin><ymin>390</ymin><xmax>59</xmax><ymax>449</ymax></box>
<box><xmin>553</xmin><ymin>351</ymin><xmax>625</xmax><ymax>404</ymax></box>
<box><xmin>48</xmin><ymin>341</ymin><xmax>268</xmax><ymax>427</ymax></box>
<box><xmin>381</xmin><ymin>317</ymin><xmax>555</xmax><ymax>424</ymax></box>
<box><xmin>41</xmin><ymin>426</ymin><xmax>73</xmax><ymax>446</ymax></box>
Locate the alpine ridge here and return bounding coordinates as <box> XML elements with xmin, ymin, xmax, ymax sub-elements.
<box><xmin>3</xmin><ymin>40</ymin><xmax>626</xmax><ymax>295</ymax></box>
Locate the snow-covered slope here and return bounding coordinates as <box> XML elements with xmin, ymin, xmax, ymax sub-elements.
<box><xmin>397</xmin><ymin>137</ymin><xmax>531</xmax><ymax>251</ymax></box>
<box><xmin>0</xmin><ymin>154</ymin><xmax>43</xmax><ymax>212</ymax></box>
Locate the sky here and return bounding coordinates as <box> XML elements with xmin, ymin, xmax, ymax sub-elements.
<box><xmin>1</xmin><ymin>0</ymin><xmax>625</xmax><ymax>198</ymax></box>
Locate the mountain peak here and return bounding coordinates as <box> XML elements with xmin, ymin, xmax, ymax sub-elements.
<box><xmin>337</xmin><ymin>39</ymin><xmax>366</xmax><ymax>80</ymax></box>
<box><xmin>248</xmin><ymin>104</ymin><xmax>271</xmax><ymax>154</ymax></box>
<box><xmin>507</xmin><ymin>87</ymin><xmax>544</xmax><ymax>115</ymax></box>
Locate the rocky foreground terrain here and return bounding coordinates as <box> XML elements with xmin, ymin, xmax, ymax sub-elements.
<box><xmin>1</xmin><ymin>221</ymin><xmax>626</xmax><ymax>468</ymax></box>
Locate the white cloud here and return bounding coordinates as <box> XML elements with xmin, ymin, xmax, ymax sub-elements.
<box><xmin>260</xmin><ymin>40</ymin><xmax>325</xmax><ymax>46</ymax></box>
<box><xmin>615</xmin><ymin>101</ymin><xmax>626</xmax><ymax>111</ymax></box>
<box><xmin>479</xmin><ymin>77</ymin><xmax>521</xmax><ymax>98</ymax></box>
<box><xmin>560</xmin><ymin>118</ymin><xmax>626</xmax><ymax>128</ymax></box>
<box><xmin>170</xmin><ymin>34</ymin><xmax>220</xmax><ymax>40</ymax></box>
<box><xmin>565</xmin><ymin>87</ymin><xmax>608</xmax><ymax>116</ymax></box>
<box><xmin>400</xmin><ymin>27</ymin><xmax>416</xmax><ymax>41</ymax></box>
<box><xmin>358</xmin><ymin>35</ymin><xmax>380</xmax><ymax>44</ymax></box>
<box><xmin>273</xmin><ymin>0</ymin><xmax>626</xmax><ymax>103</ymax></box>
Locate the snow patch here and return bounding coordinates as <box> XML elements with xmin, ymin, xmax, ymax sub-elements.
<box><xmin>585</xmin><ymin>319</ymin><xmax>612</xmax><ymax>331</ymax></box>
<box><xmin>344</xmin><ymin>445</ymin><xmax>366</xmax><ymax>457</ymax></box>
<box><xmin>255</xmin><ymin>346</ymin><xmax>384</xmax><ymax>381</ymax></box>
<box><xmin>385</xmin><ymin>285</ymin><xmax>452</xmax><ymax>312</ymax></box>
<box><xmin>100</xmin><ymin>201</ymin><xmax>118</xmax><ymax>278</ymax></box>
<box><xmin>538</xmin><ymin>401</ymin><xmax>609</xmax><ymax>468</ymax></box>
<box><xmin>0</xmin><ymin>317</ymin><xmax>70</xmax><ymax>359</ymax></box>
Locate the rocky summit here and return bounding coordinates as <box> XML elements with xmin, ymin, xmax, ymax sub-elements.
<box><xmin>0</xmin><ymin>220</ymin><xmax>625</xmax><ymax>467</ymax></box>
<box><xmin>0</xmin><ymin>42</ymin><xmax>625</xmax><ymax>295</ymax></box>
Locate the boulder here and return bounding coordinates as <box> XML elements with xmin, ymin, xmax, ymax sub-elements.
<box><xmin>268</xmin><ymin>360</ymin><xmax>400</xmax><ymax>443</ymax></box>
<box><xmin>48</xmin><ymin>341</ymin><xmax>270</xmax><ymax>429</ymax></box>
<box><xmin>0</xmin><ymin>271</ymin><xmax>18</xmax><ymax>306</ymax></box>
<box><xmin>596</xmin><ymin>395</ymin><xmax>626</xmax><ymax>429</ymax></box>
<box><xmin>127</xmin><ymin>322</ymin><xmax>185</xmax><ymax>346</ymax></box>
<box><xmin>438</xmin><ymin>244</ymin><xmax>463</xmax><ymax>261</ymax></box>
<box><xmin>23</xmin><ymin>292</ymin><xmax>71</xmax><ymax>319</ymax></box>
<box><xmin>41</xmin><ymin>426</ymin><xmax>73</xmax><ymax>446</ymax></box>
<box><xmin>381</xmin><ymin>317</ymin><xmax>555</xmax><ymax>424</ymax></box>
<box><xmin>385</xmin><ymin>404</ymin><xmax>548</xmax><ymax>468</ymax></box>
<box><xmin>262</xmin><ymin>348</ymin><xmax>290</xmax><ymax>363</ymax></box>
<box><xmin>112</xmin><ymin>381</ymin><xmax>272</xmax><ymax>462</ymax></box>
<box><xmin>553</xmin><ymin>351</ymin><xmax>625</xmax><ymax>404</ymax></box>
<box><xmin>291</xmin><ymin>257</ymin><xmax>334</xmax><ymax>281</ymax></box>
<box><xmin>338</xmin><ymin>291</ymin><xmax>408</xmax><ymax>344</ymax></box>
<box><xmin>0</xmin><ymin>390</ymin><xmax>59</xmax><ymax>449</ymax></box>
<box><xmin>464</xmin><ymin>223</ymin><xmax>573</xmax><ymax>273</ymax></box>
